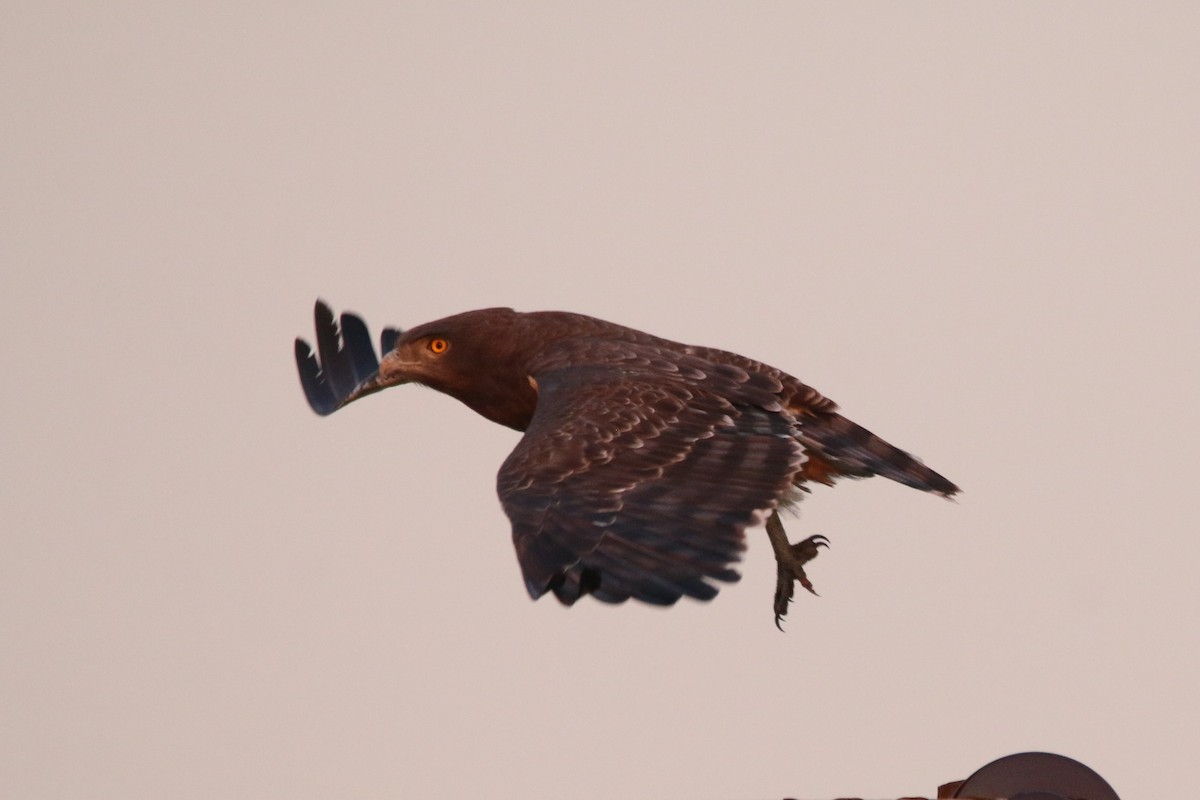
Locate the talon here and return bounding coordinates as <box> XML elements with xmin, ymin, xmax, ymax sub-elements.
<box><xmin>764</xmin><ymin>511</ymin><xmax>831</xmax><ymax>630</ymax></box>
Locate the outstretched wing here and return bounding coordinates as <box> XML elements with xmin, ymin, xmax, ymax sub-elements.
<box><xmin>294</xmin><ymin>300</ymin><xmax>402</xmax><ymax>415</ymax></box>
<box><xmin>498</xmin><ymin>352</ymin><xmax>803</xmax><ymax>607</ymax></box>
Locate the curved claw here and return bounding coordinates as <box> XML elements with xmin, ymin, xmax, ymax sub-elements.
<box><xmin>771</xmin><ymin>531</ymin><xmax>830</xmax><ymax>631</ymax></box>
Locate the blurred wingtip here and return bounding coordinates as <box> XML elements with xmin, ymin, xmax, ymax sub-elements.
<box><xmin>294</xmin><ymin>299</ymin><xmax>388</xmax><ymax>416</ymax></box>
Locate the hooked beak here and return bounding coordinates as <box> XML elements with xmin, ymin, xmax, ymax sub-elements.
<box><xmin>377</xmin><ymin>350</ymin><xmax>419</xmax><ymax>386</ymax></box>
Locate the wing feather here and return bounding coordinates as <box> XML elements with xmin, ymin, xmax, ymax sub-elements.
<box><xmin>294</xmin><ymin>300</ymin><xmax>403</xmax><ymax>416</ymax></box>
<box><xmin>498</xmin><ymin>346</ymin><xmax>803</xmax><ymax>607</ymax></box>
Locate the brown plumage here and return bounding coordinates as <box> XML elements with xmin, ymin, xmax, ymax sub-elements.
<box><xmin>295</xmin><ymin>300</ymin><xmax>958</xmax><ymax>628</ymax></box>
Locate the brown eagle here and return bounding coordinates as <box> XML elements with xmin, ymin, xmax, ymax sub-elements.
<box><xmin>295</xmin><ymin>301</ymin><xmax>957</xmax><ymax>628</ymax></box>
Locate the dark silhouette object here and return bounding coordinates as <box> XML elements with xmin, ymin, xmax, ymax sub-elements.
<box><xmin>295</xmin><ymin>300</ymin><xmax>958</xmax><ymax>627</ymax></box>
<box><xmin>940</xmin><ymin>751</ymin><xmax>1121</xmax><ymax>799</ymax></box>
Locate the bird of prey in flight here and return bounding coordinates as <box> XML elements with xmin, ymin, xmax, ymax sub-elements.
<box><xmin>295</xmin><ymin>300</ymin><xmax>957</xmax><ymax>628</ymax></box>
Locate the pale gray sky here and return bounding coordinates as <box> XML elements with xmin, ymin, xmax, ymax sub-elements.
<box><xmin>3</xmin><ymin>3</ymin><xmax>1197</xmax><ymax>798</ymax></box>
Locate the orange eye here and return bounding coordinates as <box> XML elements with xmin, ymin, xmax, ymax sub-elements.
<box><xmin>428</xmin><ymin>338</ymin><xmax>449</xmax><ymax>354</ymax></box>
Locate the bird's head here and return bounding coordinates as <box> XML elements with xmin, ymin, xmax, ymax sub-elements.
<box><xmin>377</xmin><ymin>307</ymin><xmax>539</xmax><ymax>429</ymax></box>
<box><xmin>378</xmin><ymin>307</ymin><xmax>518</xmax><ymax>389</ymax></box>
<box><xmin>298</xmin><ymin>302</ymin><xmax>592</xmax><ymax>428</ymax></box>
